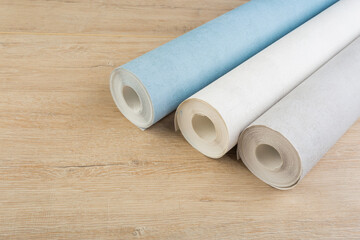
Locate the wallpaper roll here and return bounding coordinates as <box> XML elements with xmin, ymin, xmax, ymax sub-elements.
<box><xmin>238</xmin><ymin>38</ymin><xmax>360</xmax><ymax>189</ymax></box>
<box><xmin>110</xmin><ymin>0</ymin><xmax>338</xmax><ymax>129</ymax></box>
<box><xmin>175</xmin><ymin>0</ymin><xmax>360</xmax><ymax>158</ymax></box>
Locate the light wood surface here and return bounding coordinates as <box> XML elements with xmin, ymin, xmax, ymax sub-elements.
<box><xmin>1</xmin><ymin>1</ymin><xmax>359</xmax><ymax>239</ymax></box>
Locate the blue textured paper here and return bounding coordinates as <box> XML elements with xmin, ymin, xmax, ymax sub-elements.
<box><xmin>121</xmin><ymin>0</ymin><xmax>338</xmax><ymax>125</ymax></box>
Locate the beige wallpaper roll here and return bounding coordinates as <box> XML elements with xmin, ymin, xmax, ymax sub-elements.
<box><xmin>238</xmin><ymin>37</ymin><xmax>360</xmax><ymax>190</ymax></box>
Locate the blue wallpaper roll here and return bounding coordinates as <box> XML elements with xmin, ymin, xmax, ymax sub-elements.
<box><xmin>110</xmin><ymin>0</ymin><xmax>338</xmax><ymax>129</ymax></box>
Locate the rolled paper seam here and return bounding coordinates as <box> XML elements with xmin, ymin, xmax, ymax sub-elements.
<box><xmin>110</xmin><ymin>0</ymin><xmax>338</xmax><ymax>129</ymax></box>
<box><xmin>238</xmin><ymin>37</ymin><xmax>360</xmax><ymax>190</ymax></box>
<box><xmin>175</xmin><ymin>0</ymin><xmax>360</xmax><ymax>158</ymax></box>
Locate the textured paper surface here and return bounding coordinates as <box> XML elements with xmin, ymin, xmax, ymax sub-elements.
<box><xmin>238</xmin><ymin>37</ymin><xmax>360</xmax><ymax>189</ymax></box>
<box><xmin>175</xmin><ymin>0</ymin><xmax>360</xmax><ymax>158</ymax></box>
<box><xmin>110</xmin><ymin>0</ymin><xmax>338</xmax><ymax>128</ymax></box>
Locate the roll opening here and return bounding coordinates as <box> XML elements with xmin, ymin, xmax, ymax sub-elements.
<box><xmin>192</xmin><ymin>114</ymin><xmax>216</xmax><ymax>142</ymax></box>
<box><xmin>255</xmin><ymin>144</ymin><xmax>283</xmax><ymax>171</ymax></box>
<box><xmin>122</xmin><ymin>86</ymin><xmax>142</xmax><ymax>114</ymax></box>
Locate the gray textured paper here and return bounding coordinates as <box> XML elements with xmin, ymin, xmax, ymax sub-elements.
<box><xmin>239</xmin><ymin>37</ymin><xmax>360</xmax><ymax>189</ymax></box>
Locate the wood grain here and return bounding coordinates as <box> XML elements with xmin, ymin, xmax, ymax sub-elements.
<box><xmin>0</xmin><ymin>0</ymin><xmax>359</xmax><ymax>239</ymax></box>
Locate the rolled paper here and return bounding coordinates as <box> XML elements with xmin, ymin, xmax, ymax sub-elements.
<box><xmin>175</xmin><ymin>0</ymin><xmax>360</xmax><ymax>158</ymax></box>
<box><xmin>110</xmin><ymin>0</ymin><xmax>338</xmax><ymax>129</ymax></box>
<box><xmin>238</xmin><ymin>37</ymin><xmax>360</xmax><ymax>189</ymax></box>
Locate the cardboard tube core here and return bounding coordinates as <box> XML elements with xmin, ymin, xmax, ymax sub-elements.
<box><xmin>123</xmin><ymin>86</ymin><xmax>142</xmax><ymax>114</ymax></box>
<box><xmin>255</xmin><ymin>144</ymin><xmax>283</xmax><ymax>171</ymax></box>
<box><xmin>192</xmin><ymin>114</ymin><xmax>216</xmax><ymax>142</ymax></box>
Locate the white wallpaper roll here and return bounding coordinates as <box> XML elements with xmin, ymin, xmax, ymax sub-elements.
<box><xmin>238</xmin><ymin>37</ymin><xmax>360</xmax><ymax>189</ymax></box>
<box><xmin>175</xmin><ymin>0</ymin><xmax>360</xmax><ymax>158</ymax></box>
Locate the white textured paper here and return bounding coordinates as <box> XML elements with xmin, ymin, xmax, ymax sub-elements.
<box><xmin>175</xmin><ymin>0</ymin><xmax>360</xmax><ymax>158</ymax></box>
<box><xmin>238</xmin><ymin>37</ymin><xmax>360</xmax><ymax>189</ymax></box>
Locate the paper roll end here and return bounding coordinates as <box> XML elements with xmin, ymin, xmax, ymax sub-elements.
<box><xmin>175</xmin><ymin>98</ymin><xmax>229</xmax><ymax>158</ymax></box>
<box><xmin>238</xmin><ymin>125</ymin><xmax>302</xmax><ymax>189</ymax></box>
<box><xmin>110</xmin><ymin>68</ymin><xmax>154</xmax><ymax>129</ymax></box>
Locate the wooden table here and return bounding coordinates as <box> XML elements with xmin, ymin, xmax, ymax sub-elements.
<box><xmin>1</xmin><ymin>1</ymin><xmax>359</xmax><ymax>239</ymax></box>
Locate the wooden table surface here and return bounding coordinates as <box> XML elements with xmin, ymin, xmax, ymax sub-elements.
<box><xmin>1</xmin><ymin>0</ymin><xmax>359</xmax><ymax>239</ymax></box>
